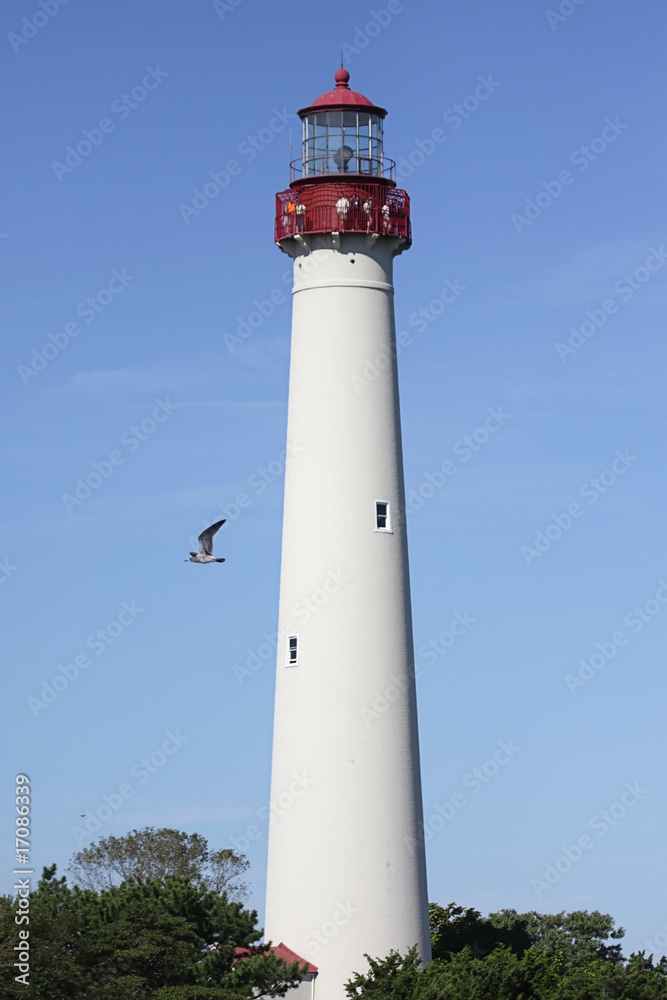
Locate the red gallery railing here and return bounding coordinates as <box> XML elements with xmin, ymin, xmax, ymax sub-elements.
<box><xmin>275</xmin><ymin>182</ymin><xmax>411</xmax><ymax>245</ymax></box>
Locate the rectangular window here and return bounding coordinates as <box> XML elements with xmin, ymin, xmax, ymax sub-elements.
<box><xmin>375</xmin><ymin>500</ymin><xmax>391</xmax><ymax>532</ymax></box>
<box><xmin>287</xmin><ymin>635</ymin><xmax>299</xmax><ymax>666</ymax></box>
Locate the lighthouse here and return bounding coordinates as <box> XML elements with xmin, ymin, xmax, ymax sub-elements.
<box><xmin>264</xmin><ymin>68</ymin><xmax>431</xmax><ymax>998</ymax></box>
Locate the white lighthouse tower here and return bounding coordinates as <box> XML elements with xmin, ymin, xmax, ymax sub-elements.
<box><xmin>265</xmin><ymin>68</ymin><xmax>431</xmax><ymax>999</ymax></box>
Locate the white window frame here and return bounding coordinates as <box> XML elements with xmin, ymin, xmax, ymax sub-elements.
<box><xmin>286</xmin><ymin>634</ymin><xmax>299</xmax><ymax>666</ymax></box>
<box><xmin>375</xmin><ymin>499</ymin><xmax>392</xmax><ymax>533</ymax></box>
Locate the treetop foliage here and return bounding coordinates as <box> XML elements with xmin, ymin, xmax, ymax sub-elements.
<box><xmin>67</xmin><ymin>827</ymin><xmax>249</xmax><ymax>898</ymax></box>
<box><xmin>1</xmin><ymin>849</ymin><xmax>300</xmax><ymax>1000</ymax></box>
<box><xmin>429</xmin><ymin>902</ymin><xmax>626</xmax><ymax>968</ymax></box>
<box><xmin>346</xmin><ymin>903</ymin><xmax>667</xmax><ymax>999</ymax></box>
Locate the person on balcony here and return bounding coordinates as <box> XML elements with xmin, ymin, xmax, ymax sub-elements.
<box><xmin>284</xmin><ymin>198</ymin><xmax>305</xmax><ymax>235</ymax></box>
<box><xmin>363</xmin><ymin>198</ymin><xmax>373</xmax><ymax>232</ymax></box>
<box><xmin>381</xmin><ymin>203</ymin><xmax>391</xmax><ymax>233</ymax></box>
<box><xmin>336</xmin><ymin>197</ymin><xmax>350</xmax><ymax>223</ymax></box>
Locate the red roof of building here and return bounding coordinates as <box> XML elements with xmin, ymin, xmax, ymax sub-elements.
<box><xmin>234</xmin><ymin>943</ymin><xmax>318</xmax><ymax>975</ymax></box>
<box><xmin>298</xmin><ymin>68</ymin><xmax>387</xmax><ymax>118</ymax></box>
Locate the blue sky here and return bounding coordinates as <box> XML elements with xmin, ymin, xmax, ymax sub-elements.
<box><xmin>2</xmin><ymin>0</ymin><xmax>666</xmax><ymax>960</ymax></box>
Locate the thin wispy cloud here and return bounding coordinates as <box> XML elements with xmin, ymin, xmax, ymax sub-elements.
<box><xmin>513</xmin><ymin>240</ymin><xmax>667</xmax><ymax>307</ymax></box>
<box><xmin>66</xmin><ymin>366</ymin><xmax>217</xmax><ymax>394</ymax></box>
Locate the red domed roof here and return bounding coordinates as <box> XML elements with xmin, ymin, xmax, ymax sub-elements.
<box><xmin>298</xmin><ymin>68</ymin><xmax>387</xmax><ymax>118</ymax></box>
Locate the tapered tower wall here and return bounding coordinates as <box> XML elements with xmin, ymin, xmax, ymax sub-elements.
<box><xmin>264</xmin><ymin>231</ymin><xmax>430</xmax><ymax>998</ymax></box>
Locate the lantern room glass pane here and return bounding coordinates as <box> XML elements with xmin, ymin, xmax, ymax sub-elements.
<box><xmin>301</xmin><ymin>111</ymin><xmax>384</xmax><ymax>177</ymax></box>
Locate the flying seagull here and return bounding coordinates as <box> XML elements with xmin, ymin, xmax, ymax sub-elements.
<box><xmin>186</xmin><ymin>520</ymin><xmax>226</xmax><ymax>563</ymax></box>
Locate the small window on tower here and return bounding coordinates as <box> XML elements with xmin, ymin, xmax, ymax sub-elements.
<box><xmin>287</xmin><ymin>635</ymin><xmax>299</xmax><ymax>666</ymax></box>
<box><xmin>375</xmin><ymin>500</ymin><xmax>391</xmax><ymax>532</ymax></box>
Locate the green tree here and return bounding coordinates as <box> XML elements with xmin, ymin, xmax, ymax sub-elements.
<box><xmin>346</xmin><ymin>946</ymin><xmax>667</xmax><ymax>1000</ymax></box>
<box><xmin>6</xmin><ymin>865</ymin><xmax>301</xmax><ymax>1000</ymax></box>
<box><xmin>420</xmin><ymin>945</ymin><xmax>562</xmax><ymax>1000</ymax></box>
<box><xmin>67</xmin><ymin>828</ymin><xmax>249</xmax><ymax>899</ymax></box>
<box><xmin>152</xmin><ymin>989</ymin><xmax>245</xmax><ymax>999</ymax></box>
<box><xmin>21</xmin><ymin>864</ymin><xmax>90</xmax><ymax>998</ymax></box>
<box><xmin>431</xmin><ymin>903</ymin><xmax>625</xmax><ymax>968</ymax></box>
<box><xmin>500</xmin><ymin>909</ymin><xmax>626</xmax><ymax>969</ymax></box>
<box><xmin>345</xmin><ymin>947</ymin><xmax>423</xmax><ymax>999</ymax></box>
<box><xmin>623</xmin><ymin>952</ymin><xmax>667</xmax><ymax>1000</ymax></box>
<box><xmin>430</xmin><ymin>903</ymin><xmax>531</xmax><ymax>961</ymax></box>
<box><xmin>345</xmin><ymin>945</ymin><xmax>561</xmax><ymax>1000</ymax></box>
<box><xmin>345</xmin><ymin>905</ymin><xmax>667</xmax><ymax>1000</ymax></box>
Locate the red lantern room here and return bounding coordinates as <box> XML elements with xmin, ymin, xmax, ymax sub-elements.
<box><xmin>275</xmin><ymin>69</ymin><xmax>411</xmax><ymax>247</ymax></box>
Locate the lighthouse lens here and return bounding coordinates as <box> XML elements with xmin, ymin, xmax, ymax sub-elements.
<box><xmin>301</xmin><ymin>110</ymin><xmax>384</xmax><ymax>177</ymax></box>
<box><xmin>333</xmin><ymin>144</ymin><xmax>354</xmax><ymax>171</ymax></box>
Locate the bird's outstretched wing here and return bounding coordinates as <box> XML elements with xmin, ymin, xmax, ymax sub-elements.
<box><xmin>198</xmin><ymin>519</ymin><xmax>225</xmax><ymax>556</ymax></box>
